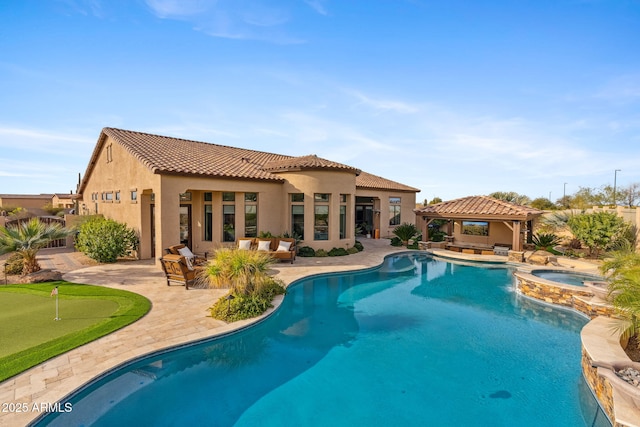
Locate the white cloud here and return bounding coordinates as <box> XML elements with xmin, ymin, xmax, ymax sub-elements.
<box><xmin>144</xmin><ymin>0</ymin><xmax>306</xmax><ymax>44</ymax></box>
<box><xmin>144</xmin><ymin>0</ymin><xmax>210</xmax><ymax>18</ymax></box>
<box><xmin>304</xmin><ymin>0</ymin><xmax>328</xmax><ymax>15</ymax></box>
<box><xmin>346</xmin><ymin>90</ymin><xmax>419</xmax><ymax>114</ymax></box>
<box><xmin>595</xmin><ymin>73</ymin><xmax>640</xmax><ymax>102</ymax></box>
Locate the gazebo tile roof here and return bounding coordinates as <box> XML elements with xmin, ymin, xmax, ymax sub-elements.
<box><xmin>415</xmin><ymin>195</ymin><xmax>543</xmax><ymax>218</ymax></box>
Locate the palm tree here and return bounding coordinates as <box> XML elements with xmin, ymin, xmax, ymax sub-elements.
<box><xmin>0</xmin><ymin>218</ymin><xmax>70</xmax><ymax>275</ymax></box>
<box><xmin>601</xmin><ymin>250</ymin><xmax>640</xmax><ymax>334</ymax></box>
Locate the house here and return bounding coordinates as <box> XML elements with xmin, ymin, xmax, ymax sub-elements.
<box><xmin>77</xmin><ymin>128</ymin><xmax>420</xmax><ymax>260</ymax></box>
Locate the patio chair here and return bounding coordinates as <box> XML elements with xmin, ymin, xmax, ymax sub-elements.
<box><xmin>160</xmin><ymin>254</ymin><xmax>199</xmax><ymax>290</ymax></box>
<box><xmin>164</xmin><ymin>244</ymin><xmax>208</xmax><ymax>267</ymax></box>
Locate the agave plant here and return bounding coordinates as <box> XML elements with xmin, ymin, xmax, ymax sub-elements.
<box><xmin>393</xmin><ymin>223</ymin><xmax>418</xmax><ymax>246</ymax></box>
<box><xmin>531</xmin><ymin>233</ymin><xmax>561</xmax><ymax>250</ymax></box>
<box><xmin>0</xmin><ymin>218</ymin><xmax>70</xmax><ymax>275</ymax></box>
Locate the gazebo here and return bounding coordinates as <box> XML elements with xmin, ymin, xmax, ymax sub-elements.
<box><xmin>414</xmin><ymin>196</ymin><xmax>544</xmax><ymax>253</ymax></box>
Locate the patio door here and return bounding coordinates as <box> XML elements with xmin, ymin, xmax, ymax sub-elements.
<box><xmin>179</xmin><ymin>204</ymin><xmax>192</xmax><ymax>249</ymax></box>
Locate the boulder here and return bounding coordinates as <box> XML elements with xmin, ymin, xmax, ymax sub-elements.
<box><xmin>527</xmin><ymin>250</ymin><xmax>554</xmax><ymax>265</ymax></box>
<box><xmin>17</xmin><ymin>269</ymin><xmax>63</xmax><ymax>284</ymax></box>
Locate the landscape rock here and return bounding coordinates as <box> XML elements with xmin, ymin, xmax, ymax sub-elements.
<box><xmin>17</xmin><ymin>269</ymin><xmax>63</xmax><ymax>284</ymax></box>
<box><xmin>527</xmin><ymin>250</ymin><xmax>553</xmax><ymax>265</ymax></box>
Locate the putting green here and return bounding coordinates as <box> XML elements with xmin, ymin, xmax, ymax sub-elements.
<box><xmin>0</xmin><ymin>293</ymin><xmax>118</xmax><ymax>358</ymax></box>
<box><xmin>0</xmin><ymin>282</ymin><xmax>151</xmax><ymax>382</ymax></box>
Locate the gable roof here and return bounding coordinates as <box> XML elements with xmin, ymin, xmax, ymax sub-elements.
<box><xmin>414</xmin><ymin>195</ymin><xmax>543</xmax><ymax>220</ymax></box>
<box><xmin>78</xmin><ymin>128</ymin><xmax>419</xmax><ymax>195</ymax></box>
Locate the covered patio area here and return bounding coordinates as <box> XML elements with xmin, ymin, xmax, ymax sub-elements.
<box><xmin>415</xmin><ymin>195</ymin><xmax>544</xmax><ymax>256</ymax></box>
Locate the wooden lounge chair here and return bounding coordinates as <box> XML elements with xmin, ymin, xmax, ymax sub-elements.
<box><xmin>160</xmin><ymin>254</ymin><xmax>199</xmax><ymax>290</ymax></box>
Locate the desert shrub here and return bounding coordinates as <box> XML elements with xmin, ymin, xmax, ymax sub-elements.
<box><xmin>315</xmin><ymin>249</ymin><xmax>328</xmax><ymax>257</ymax></box>
<box><xmin>209</xmin><ymin>280</ymin><xmax>286</xmax><ymax>322</ymax></box>
<box><xmin>347</xmin><ymin>247</ymin><xmax>359</xmax><ymax>254</ymax></box>
<box><xmin>568</xmin><ymin>212</ymin><xmax>627</xmax><ymax>257</ymax></box>
<box><xmin>4</xmin><ymin>252</ymin><xmax>24</xmax><ymax>275</ymax></box>
<box><xmin>258</xmin><ymin>231</ymin><xmax>274</xmax><ymax>238</ymax></box>
<box><xmin>328</xmin><ymin>247</ymin><xmax>348</xmax><ymax>256</ymax></box>
<box><xmin>76</xmin><ymin>217</ymin><xmax>138</xmax><ymax>263</ymax></box>
<box><xmin>390</xmin><ymin>237</ymin><xmax>403</xmax><ymax>247</ymax></box>
<box><xmin>568</xmin><ymin>238</ymin><xmax>582</xmax><ymax>249</ymax></box>
<box><xmin>203</xmin><ymin>248</ymin><xmax>273</xmax><ymax>295</ymax></box>
<box><xmin>407</xmin><ymin>241</ymin><xmax>420</xmax><ymax>250</ymax></box>
<box><xmin>298</xmin><ymin>246</ymin><xmax>315</xmax><ymax>257</ymax></box>
<box><xmin>354</xmin><ymin>241</ymin><xmax>364</xmax><ymax>252</ymax></box>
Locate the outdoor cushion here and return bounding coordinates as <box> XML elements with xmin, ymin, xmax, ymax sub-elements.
<box><xmin>277</xmin><ymin>241</ymin><xmax>292</xmax><ymax>252</ymax></box>
<box><xmin>178</xmin><ymin>246</ymin><xmax>195</xmax><ymax>259</ymax></box>
<box><xmin>238</xmin><ymin>239</ymin><xmax>252</xmax><ymax>250</ymax></box>
<box><xmin>257</xmin><ymin>240</ymin><xmax>271</xmax><ymax>251</ymax></box>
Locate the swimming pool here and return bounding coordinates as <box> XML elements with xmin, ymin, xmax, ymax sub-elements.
<box><xmin>37</xmin><ymin>253</ymin><xmax>610</xmax><ymax>426</ymax></box>
<box><xmin>531</xmin><ymin>269</ymin><xmax>605</xmax><ymax>287</ymax></box>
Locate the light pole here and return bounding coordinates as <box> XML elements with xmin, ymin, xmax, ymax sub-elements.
<box><xmin>563</xmin><ymin>183</ymin><xmax>567</xmax><ymax>207</ymax></box>
<box><xmin>613</xmin><ymin>169</ymin><xmax>621</xmax><ymax>206</ymax></box>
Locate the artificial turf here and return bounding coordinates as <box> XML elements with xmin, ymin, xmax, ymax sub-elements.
<box><xmin>0</xmin><ymin>281</ymin><xmax>151</xmax><ymax>382</ymax></box>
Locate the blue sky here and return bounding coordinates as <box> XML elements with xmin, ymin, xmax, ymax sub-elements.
<box><xmin>1</xmin><ymin>0</ymin><xmax>639</xmax><ymax>202</ymax></box>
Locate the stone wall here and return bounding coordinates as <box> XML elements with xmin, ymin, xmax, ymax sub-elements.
<box><xmin>515</xmin><ymin>275</ymin><xmax>592</xmax><ymax>310</ymax></box>
<box><xmin>582</xmin><ymin>348</ymin><xmax>615</xmax><ymax>424</ymax></box>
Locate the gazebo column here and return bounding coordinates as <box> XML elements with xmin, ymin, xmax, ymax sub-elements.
<box><xmin>511</xmin><ymin>220</ymin><xmax>521</xmax><ymax>251</ymax></box>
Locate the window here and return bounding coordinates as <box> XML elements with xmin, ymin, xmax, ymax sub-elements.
<box><xmin>462</xmin><ymin>221</ymin><xmax>489</xmax><ymax>236</ymax></box>
<box><xmin>204</xmin><ymin>192</ymin><xmax>212</xmax><ymax>202</ymax></box>
<box><xmin>314</xmin><ymin>205</ymin><xmax>329</xmax><ymax>240</ymax></box>
<box><xmin>314</xmin><ymin>193</ymin><xmax>330</xmax><ymax>241</ymax></box>
<box><xmin>244</xmin><ymin>192</ymin><xmax>257</xmax><ymax>202</ymax></box>
<box><xmin>340</xmin><ymin>194</ymin><xmax>348</xmax><ymax>239</ymax></box>
<box><xmin>291</xmin><ymin>205</ymin><xmax>304</xmax><ymax>240</ymax></box>
<box><xmin>389</xmin><ymin>197</ymin><xmax>401</xmax><ymax>226</ymax></box>
<box><xmin>130</xmin><ymin>190</ymin><xmax>137</xmax><ymax>202</ymax></box>
<box><xmin>340</xmin><ymin>205</ymin><xmax>347</xmax><ymax>239</ymax></box>
<box><xmin>222</xmin><ymin>192</ymin><xmax>235</xmax><ymax>202</ymax></box>
<box><xmin>291</xmin><ymin>193</ymin><xmax>304</xmax><ymax>202</ymax></box>
<box><xmin>245</xmin><ymin>205</ymin><xmax>257</xmax><ymax>237</ymax></box>
<box><xmin>204</xmin><ymin>205</ymin><xmax>213</xmax><ymax>241</ymax></box>
<box><xmin>223</xmin><ymin>205</ymin><xmax>235</xmax><ymax>242</ymax></box>
<box><xmin>105</xmin><ymin>144</ymin><xmax>113</xmax><ymax>163</ymax></box>
<box><xmin>179</xmin><ymin>192</ymin><xmax>192</xmax><ymax>201</ymax></box>
<box><xmin>105</xmin><ymin>192</ymin><xmax>113</xmax><ymax>201</ymax></box>
<box><xmin>115</xmin><ymin>191</ymin><xmax>121</xmax><ymax>202</ymax></box>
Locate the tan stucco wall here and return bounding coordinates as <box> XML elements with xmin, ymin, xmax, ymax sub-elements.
<box><xmin>0</xmin><ymin>196</ymin><xmax>51</xmax><ymax>210</ymax></box>
<box><xmin>278</xmin><ymin>170</ymin><xmax>357</xmax><ymax>251</ymax></box>
<box><xmin>79</xmin><ymin>135</ymin><xmax>160</xmax><ymax>258</ymax></box>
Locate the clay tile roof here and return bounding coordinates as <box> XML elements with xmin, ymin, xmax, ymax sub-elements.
<box><xmin>262</xmin><ymin>154</ymin><xmax>361</xmax><ymax>174</ymax></box>
<box><xmin>79</xmin><ymin>128</ymin><xmax>420</xmax><ymax>194</ymax></box>
<box><xmin>415</xmin><ymin>195</ymin><xmax>543</xmax><ymax>219</ymax></box>
<box><xmin>102</xmin><ymin>127</ymin><xmax>291</xmax><ymax>181</ymax></box>
<box><xmin>356</xmin><ymin>171</ymin><xmax>420</xmax><ymax>192</ymax></box>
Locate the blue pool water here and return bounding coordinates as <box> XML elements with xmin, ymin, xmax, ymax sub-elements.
<box><xmin>38</xmin><ymin>253</ymin><xmax>610</xmax><ymax>426</ymax></box>
<box><xmin>531</xmin><ymin>270</ymin><xmax>605</xmax><ymax>287</ymax></box>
